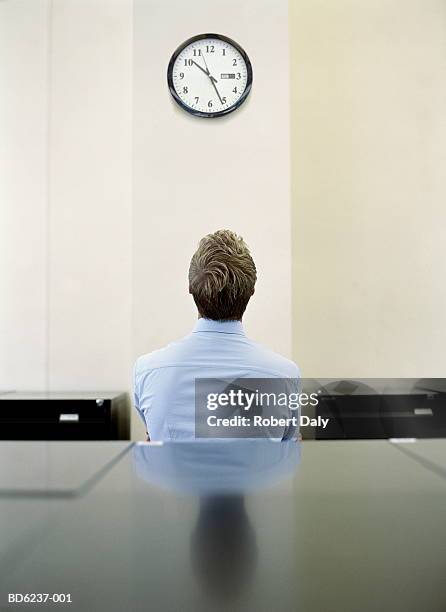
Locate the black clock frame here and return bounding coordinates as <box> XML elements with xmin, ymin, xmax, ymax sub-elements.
<box><xmin>167</xmin><ymin>33</ymin><xmax>253</xmax><ymax>119</ymax></box>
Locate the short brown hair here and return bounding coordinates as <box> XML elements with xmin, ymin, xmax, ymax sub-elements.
<box><xmin>189</xmin><ymin>230</ymin><xmax>257</xmax><ymax>321</ymax></box>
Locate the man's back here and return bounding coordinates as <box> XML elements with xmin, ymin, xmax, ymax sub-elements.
<box><xmin>134</xmin><ymin>319</ymin><xmax>300</xmax><ymax>440</ymax></box>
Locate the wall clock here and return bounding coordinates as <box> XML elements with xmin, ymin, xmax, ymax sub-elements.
<box><xmin>167</xmin><ymin>33</ymin><xmax>253</xmax><ymax>118</ymax></box>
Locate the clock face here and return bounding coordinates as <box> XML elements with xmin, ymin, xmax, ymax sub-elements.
<box><xmin>167</xmin><ymin>33</ymin><xmax>253</xmax><ymax>118</ymax></box>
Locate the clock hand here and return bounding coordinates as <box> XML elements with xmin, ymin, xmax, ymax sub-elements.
<box><xmin>201</xmin><ymin>52</ymin><xmax>211</xmax><ymax>76</ymax></box>
<box><xmin>191</xmin><ymin>60</ymin><xmax>210</xmax><ymax>78</ymax></box>
<box><xmin>201</xmin><ymin>54</ymin><xmax>219</xmax><ymax>83</ymax></box>
<box><xmin>210</xmin><ymin>77</ymin><xmax>224</xmax><ymax>106</ymax></box>
<box><xmin>192</xmin><ymin>57</ymin><xmax>219</xmax><ymax>87</ymax></box>
<box><xmin>200</xmin><ymin>53</ymin><xmax>223</xmax><ymax>103</ymax></box>
<box><xmin>191</xmin><ymin>52</ymin><xmax>223</xmax><ymax>104</ymax></box>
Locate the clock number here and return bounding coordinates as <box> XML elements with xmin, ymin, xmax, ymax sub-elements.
<box><xmin>232</xmin><ymin>86</ymin><xmax>238</xmax><ymax>94</ymax></box>
<box><xmin>232</xmin><ymin>59</ymin><xmax>237</xmax><ymax>66</ymax></box>
<box><xmin>208</xmin><ymin>100</ymin><xmax>213</xmax><ymax>108</ymax></box>
<box><xmin>195</xmin><ymin>96</ymin><xmax>199</xmax><ymax>104</ymax></box>
<box><xmin>183</xmin><ymin>86</ymin><xmax>188</xmax><ymax>94</ymax></box>
<box><xmin>206</xmin><ymin>45</ymin><xmax>215</xmax><ymax>53</ymax></box>
<box><xmin>179</xmin><ymin>72</ymin><xmax>184</xmax><ymax>79</ymax></box>
<box><xmin>236</xmin><ymin>72</ymin><xmax>241</xmax><ymax>80</ymax></box>
<box><xmin>184</xmin><ymin>59</ymin><xmax>193</xmax><ymax>66</ymax></box>
<box><xmin>222</xmin><ymin>97</ymin><xmax>227</xmax><ymax>104</ymax></box>
<box><xmin>222</xmin><ymin>48</ymin><xmax>226</xmax><ymax>56</ymax></box>
<box><xmin>193</xmin><ymin>49</ymin><xmax>201</xmax><ymax>56</ymax></box>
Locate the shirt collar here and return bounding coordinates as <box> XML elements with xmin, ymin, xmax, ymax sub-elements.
<box><xmin>193</xmin><ymin>318</ymin><xmax>245</xmax><ymax>335</ymax></box>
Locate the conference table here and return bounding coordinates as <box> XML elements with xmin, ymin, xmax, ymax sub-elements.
<box><xmin>0</xmin><ymin>439</ymin><xmax>445</xmax><ymax>611</ymax></box>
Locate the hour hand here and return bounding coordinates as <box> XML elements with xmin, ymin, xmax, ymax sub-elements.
<box><xmin>191</xmin><ymin>60</ymin><xmax>209</xmax><ymax>77</ymax></box>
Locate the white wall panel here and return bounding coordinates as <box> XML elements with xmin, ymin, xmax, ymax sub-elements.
<box><xmin>48</xmin><ymin>0</ymin><xmax>133</xmax><ymax>389</ymax></box>
<box><xmin>133</xmin><ymin>0</ymin><xmax>292</xmax><ymax>361</ymax></box>
<box><xmin>0</xmin><ymin>0</ymin><xmax>49</xmax><ymax>390</ymax></box>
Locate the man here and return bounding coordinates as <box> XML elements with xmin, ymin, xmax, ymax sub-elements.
<box><xmin>133</xmin><ymin>230</ymin><xmax>300</xmax><ymax>441</ymax></box>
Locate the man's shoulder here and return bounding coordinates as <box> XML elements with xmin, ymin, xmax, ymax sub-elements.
<box><xmin>246</xmin><ymin>340</ymin><xmax>300</xmax><ymax>379</ymax></box>
<box><xmin>134</xmin><ymin>331</ymin><xmax>300</xmax><ymax>380</ymax></box>
<box><xmin>134</xmin><ymin>334</ymin><xmax>193</xmax><ymax>377</ymax></box>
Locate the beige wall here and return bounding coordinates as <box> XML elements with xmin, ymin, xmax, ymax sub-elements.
<box><xmin>290</xmin><ymin>0</ymin><xmax>446</xmax><ymax>377</ymax></box>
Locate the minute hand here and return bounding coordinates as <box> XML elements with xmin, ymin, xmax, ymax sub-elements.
<box><xmin>210</xmin><ymin>77</ymin><xmax>224</xmax><ymax>105</ymax></box>
<box><xmin>194</xmin><ymin>56</ymin><xmax>223</xmax><ymax>105</ymax></box>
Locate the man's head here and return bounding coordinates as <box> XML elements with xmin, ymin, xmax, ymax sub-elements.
<box><xmin>189</xmin><ymin>230</ymin><xmax>257</xmax><ymax>321</ymax></box>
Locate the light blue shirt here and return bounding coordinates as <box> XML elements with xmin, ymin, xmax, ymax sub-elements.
<box><xmin>133</xmin><ymin>440</ymin><xmax>301</xmax><ymax>495</ymax></box>
<box><xmin>133</xmin><ymin>318</ymin><xmax>300</xmax><ymax>441</ymax></box>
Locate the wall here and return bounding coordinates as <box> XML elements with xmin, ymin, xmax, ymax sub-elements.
<box><xmin>0</xmin><ymin>0</ymin><xmax>133</xmax><ymax>396</ymax></box>
<box><xmin>0</xmin><ymin>0</ymin><xmax>292</xmax><ymax>439</ymax></box>
<box><xmin>133</xmin><ymin>0</ymin><xmax>292</xmax><ymax>362</ymax></box>
<box><xmin>0</xmin><ymin>0</ymin><xmax>49</xmax><ymax>390</ymax></box>
<box><xmin>48</xmin><ymin>0</ymin><xmax>133</xmax><ymax>390</ymax></box>
<box><xmin>290</xmin><ymin>0</ymin><xmax>446</xmax><ymax>377</ymax></box>
<box><xmin>3</xmin><ymin>0</ymin><xmax>446</xmax><ymax>421</ymax></box>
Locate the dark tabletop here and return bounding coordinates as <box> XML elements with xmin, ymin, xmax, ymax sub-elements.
<box><xmin>0</xmin><ymin>439</ymin><xmax>445</xmax><ymax>612</ymax></box>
